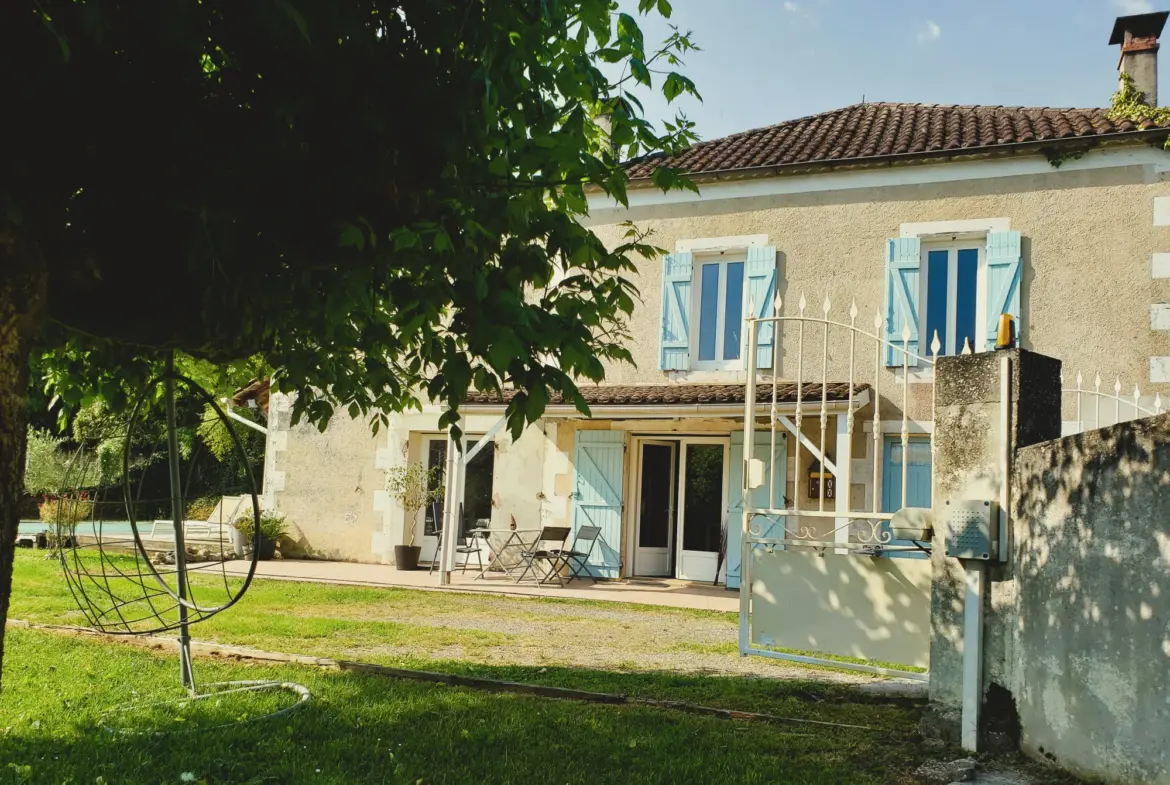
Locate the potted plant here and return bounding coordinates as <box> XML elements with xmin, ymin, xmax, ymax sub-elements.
<box><xmin>234</xmin><ymin>511</ymin><xmax>289</xmax><ymax>560</ymax></box>
<box><xmin>385</xmin><ymin>461</ymin><xmax>444</xmax><ymax>570</ymax></box>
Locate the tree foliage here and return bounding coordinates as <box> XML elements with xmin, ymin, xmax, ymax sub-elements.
<box><xmin>8</xmin><ymin>0</ymin><xmax>699</xmax><ymax>443</ymax></box>
<box><xmin>0</xmin><ymin>0</ymin><xmax>699</xmax><ymax>682</ymax></box>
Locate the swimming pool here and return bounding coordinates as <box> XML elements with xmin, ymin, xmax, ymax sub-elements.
<box><xmin>20</xmin><ymin>520</ymin><xmax>157</xmax><ymax>538</ymax></box>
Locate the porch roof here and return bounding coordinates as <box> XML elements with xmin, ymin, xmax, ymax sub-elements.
<box><xmin>464</xmin><ymin>381</ymin><xmax>868</xmax><ymax>410</ymax></box>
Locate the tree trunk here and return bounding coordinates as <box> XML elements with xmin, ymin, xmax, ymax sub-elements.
<box><xmin>0</xmin><ymin>230</ymin><xmax>47</xmax><ymax>688</ymax></box>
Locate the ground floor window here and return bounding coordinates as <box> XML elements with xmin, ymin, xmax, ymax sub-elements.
<box><xmin>881</xmin><ymin>435</ymin><xmax>932</xmax><ymax>512</ymax></box>
<box><xmin>881</xmin><ymin>435</ymin><xmax>932</xmax><ymax>557</ymax></box>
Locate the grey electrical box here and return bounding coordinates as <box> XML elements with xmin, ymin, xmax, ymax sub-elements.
<box><xmin>943</xmin><ymin>499</ymin><xmax>997</xmax><ymax>560</ymax></box>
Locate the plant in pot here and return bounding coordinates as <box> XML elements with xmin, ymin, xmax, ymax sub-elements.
<box><xmin>385</xmin><ymin>461</ymin><xmax>444</xmax><ymax>570</ymax></box>
<box><xmin>234</xmin><ymin>511</ymin><xmax>289</xmax><ymax>560</ymax></box>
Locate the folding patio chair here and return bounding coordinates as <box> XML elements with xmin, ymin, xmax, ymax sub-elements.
<box><xmin>514</xmin><ymin>526</ymin><xmax>571</xmax><ymax>586</ymax></box>
<box><xmin>551</xmin><ymin>525</ymin><xmax>602</xmax><ymax>584</ymax></box>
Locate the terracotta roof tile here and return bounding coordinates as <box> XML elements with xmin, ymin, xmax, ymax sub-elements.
<box><xmin>625</xmin><ymin>103</ymin><xmax>1170</xmax><ymax>179</ymax></box>
<box><xmin>465</xmin><ymin>382</ymin><xmax>868</xmax><ymax>408</ymax></box>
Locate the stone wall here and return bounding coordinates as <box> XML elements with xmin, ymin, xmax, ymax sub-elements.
<box><xmin>1011</xmin><ymin>413</ymin><xmax>1170</xmax><ymax>784</ymax></box>
<box><xmin>929</xmin><ymin>349</ymin><xmax>1170</xmax><ymax>783</ymax></box>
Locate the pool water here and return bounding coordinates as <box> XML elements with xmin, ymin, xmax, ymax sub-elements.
<box><xmin>20</xmin><ymin>520</ymin><xmax>144</xmax><ymax>537</ymax></box>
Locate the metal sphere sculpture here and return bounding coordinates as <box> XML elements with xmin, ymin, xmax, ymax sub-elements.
<box><xmin>51</xmin><ymin>352</ymin><xmax>308</xmax><ymax>728</ymax></box>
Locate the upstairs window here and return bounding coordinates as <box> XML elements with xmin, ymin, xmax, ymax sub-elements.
<box><xmin>923</xmin><ymin>244</ymin><xmax>981</xmax><ymax>356</ymax></box>
<box><xmin>659</xmin><ymin>245</ymin><xmax>778</xmax><ymax>373</ymax></box>
<box><xmin>884</xmin><ymin>231</ymin><xmax>1021</xmax><ymax>366</ymax></box>
<box><xmin>695</xmin><ymin>258</ymin><xmax>745</xmax><ymax>369</ymax></box>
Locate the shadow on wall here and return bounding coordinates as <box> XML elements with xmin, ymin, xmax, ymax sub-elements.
<box><xmin>1013</xmin><ymin>413</ymin><xmax>1170</xmax><ymax>784</ymax></box>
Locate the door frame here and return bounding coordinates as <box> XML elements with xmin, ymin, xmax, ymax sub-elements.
<box><xmin>675</xmin><ymin>436</ymin><xmax>731</xmax><ymax>583</ymax></box>
<box><xmin>630</xmin><ymin>439</ymin><xmax>678</xmax><ymax>578</ymax></box>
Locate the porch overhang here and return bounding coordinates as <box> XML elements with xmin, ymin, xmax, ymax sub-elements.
<box><xmin>460</xmin><ymin>382</ymin><xmax>870</xmax><ymax>420</ymax></box>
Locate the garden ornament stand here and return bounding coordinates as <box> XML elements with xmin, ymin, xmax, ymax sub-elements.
<box><xmin>54</xmin><ymin>351</ymin><xmax>309</xmax><ymax>731</ymax></box>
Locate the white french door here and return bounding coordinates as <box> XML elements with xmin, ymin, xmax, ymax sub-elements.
<box><xmin>634</xmin><ymin>441</ymin><xmax>677</xmax><ymax>577</ymax></box>
<box><xmin>675</xmin><ymin>438</ymin><xmax>730</xmax><ymax>583</ymax></box>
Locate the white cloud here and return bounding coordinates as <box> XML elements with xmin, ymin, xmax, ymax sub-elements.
<box><xmin>1112</xmin><ymin>0</ymin><xmax>1154</xmax><ymax>14</ymax></box>
<box><xmin>917</xmin><ymin>20</ymin><xmax>941</xmax><ymax>44</ymax></box>
<box><xmin>783</xmin><ymin>0</ymin><xmax>799</xmax><ymax>11</ymax></box>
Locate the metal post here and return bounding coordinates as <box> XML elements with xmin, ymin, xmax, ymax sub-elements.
<box><xmin>438</xmin><ymin>417</ymin><xmax>461</xmax><ymax>586</ymax></box>
<box><xmin>164</xmin><ymin>351</ymin><xmax>196</xmax><ymax>695</ymax></box>
<box><xmin>960</xmin><ymin>562</ymin><xmax>985</xmax><ymax>751</ymax></box>
<box><xmin>834</xmin><ymin>414</ymin><xmax>852</xmax><ymax>555</ymax></box>
<box><xmin>739</xmin><ymin>317</ymin><xmax>758</xmax><ymax>656</ymax></box>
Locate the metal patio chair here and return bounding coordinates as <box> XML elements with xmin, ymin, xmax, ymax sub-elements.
<box><xmin>551</xmin><ymin>525</ymin><xmax>603</xmax><ymax>584</ymax></box>
<box><xmin>514</xmin><ymin>526</ymin><xmax>571</xmax><ymax>586</ymax></box>
<box><xmin>455</xmin><ymin>518</ymin><xmax>490</xmax><ymax>575</ymax></box>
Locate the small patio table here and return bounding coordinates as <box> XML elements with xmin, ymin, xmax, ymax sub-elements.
<box><xmin>471</xmin><ymin>528</ymin><xmax>543</xmax><ymax>580</ymax></box>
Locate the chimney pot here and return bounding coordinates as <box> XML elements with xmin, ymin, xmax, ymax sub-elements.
<box><xmin>1110</xmin><ymin>12</ymin><xmax>1169</xmax><ymax>105</ymax></box>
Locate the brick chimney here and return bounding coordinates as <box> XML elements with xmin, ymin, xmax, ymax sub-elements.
<box><xmin>1110</xmin><ymin>11</ymin><xmax>1169</xmax><ymax>105</ymax></box>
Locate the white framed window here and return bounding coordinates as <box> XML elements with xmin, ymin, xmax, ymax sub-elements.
<box><xmin>919</xmin><ymin>241</ymin><xmax>986</xmax><ymax>356</ymax></box>
<box><xmin>884</xmin><ymin>220</ymin><xmax>1019</xmax><ymax>368</ymax></box>
<box><xmin>691</xmin><ymin>254</ymin><xmax>747</xmax><ymax>370</ymax></box>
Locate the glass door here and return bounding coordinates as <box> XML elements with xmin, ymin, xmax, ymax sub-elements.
<box><xmin>634</xmin><ymin>441</ymin><xmax>677</xmax><ymax>577</ymax></box>
<box><xmin>416</xmin><ymin>435</ymin><xmax>494</xmax><ymax>565</ymax></box>
<box><xmin>675</xmin><ymin>439</ymin><xmax>730</xmax><ymax>582</ymax></box>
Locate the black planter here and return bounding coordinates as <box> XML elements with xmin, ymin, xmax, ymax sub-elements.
<box><xmin>257</xmin><ymin>537</ymin><xmax>277</xmax><ymax>561</ymax></box>
<box><xmin>394</xmin><ymin>545</ymin><xmax>421</xmax><ymax>571</ymax></box>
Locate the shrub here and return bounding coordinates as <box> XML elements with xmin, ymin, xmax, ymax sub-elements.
<box><xmin>37</xmin><ymin>493</ymin><xmax>94</xmax><ymax>526</ymax></box>
<box><xmin>234</xmin><ymin>511</ymin><xmax>288</xmax><ymax>543</ymax></box>
<box><xmin>185</xmin><ymin>496</ymin><xmax>219</xmax><ymax>521</ymax></box>
<box><xmin>385</xmin><ymin>462</ymin><xmax>444</xmax><ymax>547</ymax></box>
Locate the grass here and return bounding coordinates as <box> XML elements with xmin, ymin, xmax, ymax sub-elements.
<box><xmin>0</xmin><ymin>627</ymin><xmax>929</xmax><ymax>785</ymax></box>
<box><xmin>11</xmin><ymin>551</ymin><xmax>922</xmax><ymax>684</ymax></box>
<box><xmin>2</xmin><ymin>551</ymin><xmax>1083</xmax><ymax>784</ymax></box>
<box><xmin>3</xmin><ymin>551</ymin><xmax>959</xmax><ymax>783</ymax></box>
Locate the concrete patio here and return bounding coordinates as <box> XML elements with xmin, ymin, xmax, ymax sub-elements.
<box><xmin>221</xmin><ymin>558</ymin><xmax>739</xmax><ymax>612</ymax></box>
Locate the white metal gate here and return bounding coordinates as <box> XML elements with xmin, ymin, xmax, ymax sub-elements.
<box><xmin>738</xmin><ymin>296</ymin><xmax>938</xmax><ymax>681</ymax></box>
<box><xmin>1061</xmin><ymin>371</ymin><xmax>1164</xmax><ymax>435</ymax></box>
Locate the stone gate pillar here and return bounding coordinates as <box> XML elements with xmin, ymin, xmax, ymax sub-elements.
<box><xmin>926</xmin><ymin>349</ymin><xmax>1061</xmax><ymax>742</ymax></box>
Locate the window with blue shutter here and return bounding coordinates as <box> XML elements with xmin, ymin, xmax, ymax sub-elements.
<box><xmin>886</xmin><ymin>231</ymin><xmax>1022</xmax><ymax>361</ymax></box>
<box><xmin>984</xmin><ymin>231</ymin><xmax>1022</xmax><ymax>350</ymax></box>
<box><xmin>884</xmin><ymin>238</ymin><xmax>921</xmax><ymax>366</ymax></box>
<box><xmin>659</xmin><ymin>253</ymin><xmax>693</xmax><ymax>371</ymax></box>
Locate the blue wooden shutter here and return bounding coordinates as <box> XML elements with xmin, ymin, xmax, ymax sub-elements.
<box><xmin>744</xmin><ymin>246</ymin><xmax>779</xmax><ymax>368</ymax></box>
<box><xmin>659</xmin><ymin>253</ymin><xmax>694</xmax><ymax>370</ymax></box>
<box><xmin>571</xmin><ymin>431</ymin><xmax>626</xmax><ymax>578</ymax></box>
<box><xmin>984</xmin><ymin>231</ymin><xmax>1022</xmax><ymax>351</ymax></box>
<box><xmin>885</xmin><ymin>238</ymin><xmax>922</xmax><ymax>366</ymax></box>
<box><xmin>726</xmin><ymin>431</ymin><xmax>787</xmax><ymax>589</ymax></box>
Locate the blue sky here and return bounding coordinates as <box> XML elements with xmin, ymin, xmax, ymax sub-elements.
<box><xmin>626</xmin><ymin>0</ymin><xmax>1168</xmax><ymax>141</ymax></box>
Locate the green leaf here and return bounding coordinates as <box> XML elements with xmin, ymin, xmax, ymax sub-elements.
<box><xmin>392</xmin><ymin>228</ymin><xmax>419</xmax><ymax>250</ymax></box>
<box><xmin>656</xmin><ymin>0</ymin><xmax>673</xmax><ymax>17</ymax></box>
<box><xmin>630</xmin><ymin>58</ymin><xmax>650</xmax><ymax>87</ymax></box>
<box><xmin>338</xmin><ymin>222</ymin><xmax>366</xmax><ymax>251</ymax></box>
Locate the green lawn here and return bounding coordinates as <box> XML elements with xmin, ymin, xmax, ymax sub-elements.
<box><xmin>1</xmin><ymin>627</ymin><xmax>927</xmax><ymax>785</ymax></box>
<box><xmin>3</xmin><ymin>550</ymin><xmax>944</xmax><ymax>783</ymax></box>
